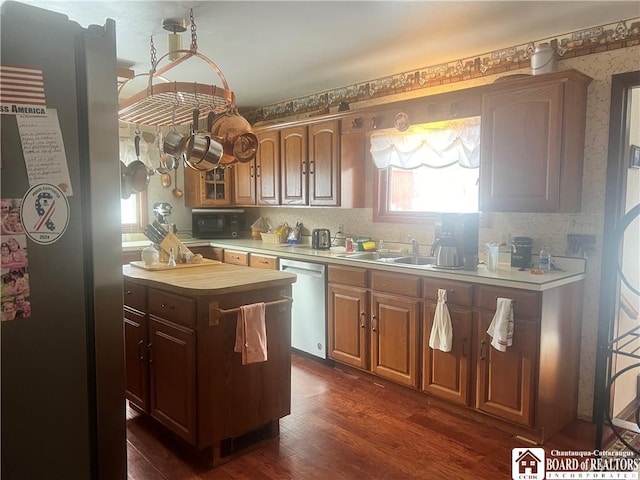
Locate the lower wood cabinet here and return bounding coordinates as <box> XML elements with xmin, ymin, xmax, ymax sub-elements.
<box><xmin>223</xmin><ymin>249</ymin><xmax>249</xmax><ymax>266</ymax></box>
<box><xmin>328</xmin><ymin>283</ymin><xmax>369</xmax><ymax>369</ymax></box>
<box><xmin>148</xmin><ymin>316</ymin><xmax>197</xmax><ymax>444</ymax></box>
<box><xmin>122</xmin><ymin>276</ymin><xmax>293</xmax><ymax>462</ymax></box>
<box><xmin>249</xmin><ymin>253</ymin><xmax>278</xmax><ymax>270</ymax></box>
<box><xmin>370</xmin><ymin>291</ymin><xmax>420</xmax><ymax>388</ymax></box>
<box><xmin>327</xmin><ymin>263</ymin><xmax>583</xmax><ymax>443</ymax></box>
<box><xmin>422</xmin><ymin>304</ymin><xmax>472</xmax><ymax>406</ymax></box>
<box><xmin>328</xmin><ymin>266</ymin><xmax>420</xmax><ymax>389</ymax></box>
<box><xmin>475</xmin><ymin>313</ymin><xmax>536</xmax><ymax>427</ymax></box>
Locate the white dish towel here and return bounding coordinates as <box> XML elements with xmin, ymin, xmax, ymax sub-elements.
<box><xmin>487</xmin><ymin>298</ymin><xmax>514</xmax><ymax>352</ymax></box>
<box><xmin>429</xmin><ymin>288</ymin><xmax>453</xmax><ymax>352</ymax></box>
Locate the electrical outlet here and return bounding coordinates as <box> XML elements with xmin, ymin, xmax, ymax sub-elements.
<box><xmin>499</xmin><ymin>232</ymin><xmax>511</xmax><ymax>249</ymax></box>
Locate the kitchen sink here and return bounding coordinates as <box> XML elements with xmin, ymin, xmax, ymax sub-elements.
<box><xmin>393</xmin><ymin>255</ymin><xmax>436</xmax><ymax>266</ymax></box>
<box><xmin>341</xmin><ymin>252</ymin><xmax>408</xmax><ymax>261</ymax></box>
<box><xmin>340</xmin><ymin>252</ymin><xmax>436</xmax><ymax>266</ymax></box>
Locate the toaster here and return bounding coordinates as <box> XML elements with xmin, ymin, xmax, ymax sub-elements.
<box><xmin>311</xmin><ymin>229</ymin><xmax>331</xmax><ymax>249</ymax></box>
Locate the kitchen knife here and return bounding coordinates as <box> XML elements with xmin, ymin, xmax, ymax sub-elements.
<box><xmin>150</xmin><ymin>221</ymin><xmax>169</xmax><ymax>241</ymax></box>
<box><xmin>143</xmin><ymin>225</ymin><xmax>163</xmax><ymax>244</ymax></box>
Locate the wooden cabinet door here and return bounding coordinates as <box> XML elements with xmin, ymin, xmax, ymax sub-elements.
<box><xmin>422</xmin><ymin>303</ymin><xmax>472</xmax><ymax>406</ymax></box>
<box><xmin>328</xmin><ymin>284</ymin><xmax>369</xmax><ymax>369</ymax></box>
<box><xmin>480</xmin><ymin>81</ymin><xmax>564</xmax><ymax>212</ymax></box>
<box><xmin>184</xmin><ymin>166</ymin><xmax>232</xmax><ymax>207</ymax></box>
<box><xmin>233</xmin><ymin>159</ymin><xmax>256</xmax><ymax>205</ymax></box>
<box><xmin>280</xmin><ymin>125</ymin><xmax>308</xmax><ymax>205</ymax></box>
<box><xmin>148</xmin><ymin>317</ymin><xmax>197</xmax><ymax>445</ymax></box>
<box><xmin>370</xmin><ymin>292</ymin><xmax>420</xmax><ymax>388</ymax></box>
<box><xmin>476</xmin><ymin>313</ymin><xmax>537</xmax><ymax>426</ymax></box>
<box><xmin>308</xmin><ymin>120</ymin><xmax>339</xmax><ymax>206</ymax></box>
<box><xmin>124</xmin><ymin>307</ymin><xmax>149</xmax><ymax>412</ymax></box>
<box><xmin>256</xmin><ymin>131</ymin><xmax>280</xmax><ymax>205</ymax></box>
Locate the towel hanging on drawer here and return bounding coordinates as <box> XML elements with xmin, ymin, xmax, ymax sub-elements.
<box><xmin>429</xmin><ymin>289</ymin><xmax>453</xmax><ymax>352</ymax></box>
<box><xmin>234</xmin><ymin>302</ymin><xmax>267</xmax><ymax>364</ymax></box>
<box><xmin>487</xmin><ymin>298</ymin><xmax>514</xmax><ymax>352</ymax></box>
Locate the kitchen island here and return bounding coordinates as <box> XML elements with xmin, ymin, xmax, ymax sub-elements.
<box><xmin>122</xmin><ymin>263</ymin><xmax>296</xmax><ymax>466</ymax></box>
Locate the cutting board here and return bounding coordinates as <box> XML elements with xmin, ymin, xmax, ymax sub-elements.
<box><xmin>129</xmin><ymin>258</ymin><xmax>222</xmax><ymax>271</ymax></box>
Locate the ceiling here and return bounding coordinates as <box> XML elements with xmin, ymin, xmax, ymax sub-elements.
<box><xmin>13</xmin><ymin>1</ymin><xmax>640</xmax><ymax>110</ymax></box>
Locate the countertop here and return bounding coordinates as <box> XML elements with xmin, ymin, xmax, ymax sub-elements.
<box><xmin>123</xmin><ymin>236</ymin><xmax>586</xmax><ymax>292</ymax></box>
<box><xmin>122</xmin><ymin>262</ymin><xmax>296</xmax><ymax>296</ymax></box>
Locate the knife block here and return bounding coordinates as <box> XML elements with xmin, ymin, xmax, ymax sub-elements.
<box><xmin>159</xmin><ymin>231</ymin><xmax>194</xmax><ymax>261</ymax></box>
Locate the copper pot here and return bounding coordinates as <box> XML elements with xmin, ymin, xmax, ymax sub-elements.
<box><xmin>232</xmin><ymin>132</ymin><xmax>258</xmax><ymax>163</ymax></box>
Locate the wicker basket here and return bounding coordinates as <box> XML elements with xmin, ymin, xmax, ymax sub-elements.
<box><xmin>261</xmin><ymin>232</ymin><xmax>285</xmax><ymax>244</ymax></box>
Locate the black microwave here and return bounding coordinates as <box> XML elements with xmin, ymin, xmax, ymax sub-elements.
<box><xmin>192</xmin><ymin>208</ymin><xmax>244</xmax><ymax>239</ymax></box>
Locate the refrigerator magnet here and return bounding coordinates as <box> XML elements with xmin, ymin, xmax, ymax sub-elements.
<box><xmin>20</xmin><ymin>183</ymin><xmax>69</xmax><ymax>245</ymax></box>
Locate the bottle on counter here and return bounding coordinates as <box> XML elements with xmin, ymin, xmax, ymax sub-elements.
<box><xmin>168</xmin><ymin>247</ymin><xmax>177</xmax><ymax>267</ymax></box>
<box><xmin>538</xmin><ymin>245</ymin><xmax>551</xmax><ymax>271</ymax></box>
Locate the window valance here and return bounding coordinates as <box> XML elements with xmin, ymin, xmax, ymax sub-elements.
<box><xmin>370</xmin><ymin>116</ymin><xmax>481</xmax><ymax>170</ymax></box>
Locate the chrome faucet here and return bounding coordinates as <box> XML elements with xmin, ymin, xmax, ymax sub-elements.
<box><xmin>408</xmin><ymin>235</ymin><xmax>419</xmax><ymax>255</ymax></box>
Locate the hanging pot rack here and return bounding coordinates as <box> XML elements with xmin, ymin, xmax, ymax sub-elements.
<box><xmin>118</xmin><ymin>9</ymin><xmax>235</xmax><ymax>127</ymax></box>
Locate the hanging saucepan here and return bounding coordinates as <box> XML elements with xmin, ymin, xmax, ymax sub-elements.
<box><xmin>120</xmin><ymin>161</ymin><xmax>133</xmax><ymax>199</ymax></box>
<box><xmin>183</xmin><ymin>133</ymin><xmax>223</xmax><ymax>171</ymax></box>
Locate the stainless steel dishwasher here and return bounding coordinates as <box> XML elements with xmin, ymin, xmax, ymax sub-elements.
<box><xmin>279</xmin><ymin>259</ymin><xmax>327</xmax><ymax>359</ymax></box>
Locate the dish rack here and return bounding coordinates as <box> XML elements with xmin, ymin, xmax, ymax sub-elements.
<box><xmin>118</xmin><ymin>50</ymin><xmax>234</xmax><ymax>127</ymax></box>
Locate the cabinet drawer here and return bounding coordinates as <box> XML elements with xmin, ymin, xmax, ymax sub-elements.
<box><xmin>475</xmin><ymin>285</ymin><xmax>540</xmax><ymax>318</ymax></box>
<box><xmin>123</xmin><ymin>281</ymin><xmax>146</xmax><ymax>312</ymax></box>
<box><xmin>371</xmin><ymin>271</ymin><xmax>420</xmax><ymax>297</ymax></box>
<box><xmin>328</xmin><ymin>265</ymin><xmax>369</xmax><ymax>287</ymax></box>
<box><xmin>249</xmin><ymin>253</ymin><xmax>278</xmax><ymax>270</ymax></box>
<box><xmin>224</xmin><ymin>249</ymin><xmax>249</xmax><ymax>266</ymax></box>
<box><xmin>148</xmin><ymin>288</ymin><xmax>196</xmax><ymax>328</ymax></box>
<box><xmin>423</xmin><ymin>278</ymin><xmax>473</xmax><ymax>306</ymax></box>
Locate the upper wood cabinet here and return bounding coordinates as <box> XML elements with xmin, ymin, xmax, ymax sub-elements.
<box><xmin>281</xmin><ymin>125</ymin><xmax>308</xmax><ymax>205</ymax></box>
<box><xmin>251</xmin><ymin>118</ymin><xmax>362</xmax><ymax>207</ymax></box>
<box><xmin>184</xmin><ymin>165</ymin><xmax>232</xmax><ymax>207</ymax></box>
<box><xmin>479</xmin><ymin>70</ymin><xmax>592</xmax><ymax>212</ymax></box>
<box><xmin>232</xmin><ymin>160</ymin><xmax>256</xmax><ymax>206</ymax></box>
<box><xmin>308</xmin><ymin>120</ymin><xmax>340</xmax><ymax>206</ymax></box>
<box><xmin>256</xmin><ymin>131</ymin><xmax>280</xmax><ymax>205</ymax></box>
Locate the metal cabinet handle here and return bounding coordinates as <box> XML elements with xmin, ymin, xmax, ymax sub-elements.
<box><xmin>360</xmin><ymin>312</ymin><xmax>366</xmax><ymax>328</ymax></box>
<box><xmin>309</xmin><ymin>160</ymin><xmax>315</xmax><ymax>175</ymax></box>
<box><xmin>256</xmin><ymin>164</ymin><xmax>261</xmax><ymax>177</ymax></box>
<box><xmin>137</xmin><ymin>340</ymin><xmax>144</xmax><ymax>360</ymax></box>
<box><xmin>147</xmin><ymin>343</ymin><xmax>153</xmax><ymax>363</ymax></box>
<box><xmin>160</xmin><ymin>302</ymin><xmax>174</xmax><ymax>310</ymax></box>
<box><xmin>259</xmin><ymin>259</ymin><xmax>269</xmax><ymax>264</ymax></box>
<box><xmin>125</xmin><ymin>290</ymin><xmax>131</xmax><ymax>295</ymax></box>
<box><xmin>371</xmin><ymin>314</ymin><xmax>378</xmax><ymax>332</ymax></box>
<box><xmin>250</xmin><ymin>165</ymin><xmax>254</xmax><ymax>178</ymax></box>
<box><xmin>479</xmin><ymin>340</ymin><xmax>486</xmax><ymax>360</ymax></box>
<box><xmin>302</xmin><ymin>160</ymin><xmax>307</xmax><ymax>175</ymax></box>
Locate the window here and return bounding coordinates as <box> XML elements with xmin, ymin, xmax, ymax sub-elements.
<box><xmin>121</xmin><ymin>190</ymin><xmax>148</xmax><ymax>233</ymax></box>
<box><xmin>372</xmin><ymin>117</ymin><xmax>480</xmax><ymax>223</ymax></box>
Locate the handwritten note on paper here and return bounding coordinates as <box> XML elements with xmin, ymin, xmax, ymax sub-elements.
<box><xmin>16</xmin><ymin>109</ymin><xmax>73</xmax><ymax>196</ymax></box>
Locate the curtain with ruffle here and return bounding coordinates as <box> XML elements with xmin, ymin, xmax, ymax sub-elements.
<box><xmin>370</xmin><ymin>116</ymin><xmax>481</xmax><ymax>170</ymax></box>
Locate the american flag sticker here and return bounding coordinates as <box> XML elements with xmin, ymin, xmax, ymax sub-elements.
<box><xmin>0</xmin><ymin>65</ymin><xmax>47</xmax><ymax>116</ymax></box>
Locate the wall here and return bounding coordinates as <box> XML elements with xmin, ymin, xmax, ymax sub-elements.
<box><xmin>255</xmin><ymin>45</ymin><xmax>640</xmax><ymax>420</ymax></box>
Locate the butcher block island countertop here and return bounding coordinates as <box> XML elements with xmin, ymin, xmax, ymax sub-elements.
<box><xmin>122</xmin><ymin>263</ymin><xmax>296</xmax><ymax>467</ymax></box>
<box><xmin>123</xmin><ymin>262</ymin><xmax>296</xmax><ymax>296</ymax></box>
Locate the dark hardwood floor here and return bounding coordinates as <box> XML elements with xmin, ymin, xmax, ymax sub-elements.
<box><xmin>127</xmin><ymin>354</ymin><xmax>595</xmax><ymax>479</ymax></box>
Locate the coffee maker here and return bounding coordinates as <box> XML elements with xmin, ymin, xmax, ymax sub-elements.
<box><xmin>511</xmin><ymin>236</ymin><xmax>533</xmax><ymax>268</ymax></box>
<box><xmin>432</xmin><ymin>213</ymin><xmax>479</xmax><ymax>270</ymax></box>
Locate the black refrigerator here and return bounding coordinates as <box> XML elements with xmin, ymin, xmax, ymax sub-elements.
<box><xmin>1</xmin><ymin>2</ymin><xmax>126</xmax><ymax>478</ymax></box>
